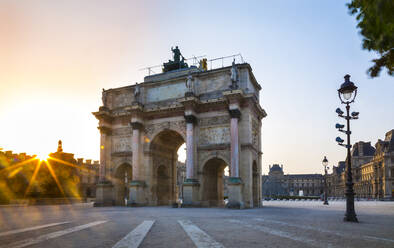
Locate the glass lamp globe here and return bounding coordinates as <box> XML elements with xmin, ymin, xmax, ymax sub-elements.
<box><xmin>338</xmin><ymin>74</ymin><xmax>357</xmax><ymax>102</ymax></box>
<box><xmin>322</xmin><ymin>156</ymin><xmax>328</xmax><ymax>167</ymax></box>
<box><xmin>342</xmin><ymin>91</ymin><xmax>353</xmax><ymax>100</ymax></box>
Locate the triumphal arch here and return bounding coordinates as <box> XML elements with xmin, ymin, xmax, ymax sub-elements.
<box><xmin>94</xmin><ymin>48</ymin><xmax>266</xmax><ymax>208</ymax></box>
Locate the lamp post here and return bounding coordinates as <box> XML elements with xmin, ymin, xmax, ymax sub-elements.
<box><xmin>322</xmin><ymin>156</ymin><xmax>329</xmax><ymax>205</ymax></box>
<box><xmin>335</xmin><ymin>74</ymin><xmax>359</xmax><ymax>222</ymax></box>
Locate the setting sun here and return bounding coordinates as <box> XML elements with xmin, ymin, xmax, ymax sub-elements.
<box><xmin>35</xmin><ymin>152</ymin><xmax>49</xmax><ymax>161</ymax></box>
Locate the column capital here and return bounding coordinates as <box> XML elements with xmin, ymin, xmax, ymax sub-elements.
<box><xmin>179</xmin><ymin>95</ymin><xmax>199</xmax><ymax>110</ymax></box>
<box><xmin>223</xmin><ymin>89</ymin><xmax>244</xmax><ymax>103</ymax></box>
<box><xmin>130</xmin><ymin>122</ymin><xmax>144</xmax><ymax>130</ymax></box>
<box><xmin>98</xmin><ymin>126</ymin><xmax>112</xmax><ymax>135</ymax></box>
<box><xmin>93</xmin><ymin>108</ymin><xmax>113</xmax><ymax>122</ymax></box>
<box><xmin>229</xmin><ymin>109</ymin><xmax>241</xmax><ymax>119</ymax></box>
<box><xmin>184</xmin><ymin>114</ymin><xmax>197</xmax><ymax>124</ymax></box>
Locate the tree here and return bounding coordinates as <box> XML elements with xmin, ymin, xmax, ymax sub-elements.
<box><xmin>347</xmin><ymin>0</ymin><xmax>394</xmax><ymax>77</ymax></box>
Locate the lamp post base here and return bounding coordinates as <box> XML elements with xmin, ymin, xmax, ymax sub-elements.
<box><xmin>323</xmin><ymin>201</ymin><xmax>329</xmax><ymax>205</ymax></box>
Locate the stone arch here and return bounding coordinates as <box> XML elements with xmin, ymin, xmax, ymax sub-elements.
<box><xmin>200</xmin><ymin>152</ymin><xmax>230</xmax><ymax>176</ymax></box>
<box><xmin>112</xmin><ymin>159</ymin><xmax>132</xmax><ymax>175</ymax></box>
<box><xmin>149</xmin><ymin>129</ymin><xmax>185</xmax><ymax>205</ymax></box>
<box><xmin>113</xmin><ymin>163</ymin><xmax>132</xmax><ymax>206</ymax></box>
<box><xmin>252</xmin><ymin>160</ymin><xmax>259</xmax><ymax>207</ymax></box>
<box><xmin>145</xmin><ymin>121</ymin><xmax>187</xmax><ymax>146</ymax></box>
<box><xmin>201</xmin><ymin>157</ymin><xmax>229</xmax><ymax>207</ymax></box>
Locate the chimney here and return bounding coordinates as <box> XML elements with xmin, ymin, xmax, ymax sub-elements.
<box><xmin>358</xmin><ymin>142</ymin><xmax>363</xmax><ymax>156</ymax></box>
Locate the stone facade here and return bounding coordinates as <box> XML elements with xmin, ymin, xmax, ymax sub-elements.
<box><xmin>327</xmin><ymin>129</ymin><xmax>394</xmax><ymax>200</ymax></box>
<box><xmin>93</xmin><ymin>61</ymin><xmax>266</xmax><ymax>208</ymax></box>
<box><xmin>262</xmin><ymin>164</ymin><xmax>324</xmax><ymax>197</ymax></box>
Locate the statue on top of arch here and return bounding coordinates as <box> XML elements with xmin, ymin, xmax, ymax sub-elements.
<box><xmin>163</xmin><ymin>46</ymin><xmax>189</xmax><ymax>73</ymax></box>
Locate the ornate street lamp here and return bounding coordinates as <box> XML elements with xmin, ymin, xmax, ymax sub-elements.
<box><xmin>322</xmin><ymin>156</ymin><xmax>329</xmax><ymax>205</ymax></box>
<box><xmin>335</xmin><ymin>74</ymin><xmax>359</xmax><ymax>222</ymax></box>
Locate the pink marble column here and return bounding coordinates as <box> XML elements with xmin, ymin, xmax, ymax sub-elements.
<box><xmin>230</xmin><ymin>117</ymin><xmax>239</xmax><ymax>177</ymax></box>
<box><xmin>229</xmin><ymin>109</ymin><xmax>241</xmax><ymax>178</ymax></box>
<box><xmin>132</xmin><ymin>127</ymin><xmax>140</xmax><ymax>180</ymax></box>
<box><xmin>186</xmin><ymin>122</ymin><xmax>194</xmax><ymax>179</ymax></box>
<box><xmin>184</xmin><ymin>115</ymin><xmax>197</xmax><ymax>180</ymax></box>
<box><xmin>99</xmin><ymin>131</ymin><xmax>106</xmax><ymax>182</ymax></box>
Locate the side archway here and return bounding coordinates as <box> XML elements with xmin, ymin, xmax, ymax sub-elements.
<box><xmin>150</xmin><ymin>129</ymin><xmax>185</xmax><ymax>205</ymax></box>
<box><xmin>114</xmin><ymin>163</ymin><xmax>132</xmax><ymax>206</ymax></box>
<box><xmin>201</xmin><ymin>158</ymin><xmax>229</xmax><ymax>207</ymax></box>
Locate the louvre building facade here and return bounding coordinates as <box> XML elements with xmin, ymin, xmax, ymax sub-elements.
<box><xmin>262</xmin><ymin>164</ymin><xmax>324</xmax><ymax>197</ymax></box>
<box><xmin>327</xmin><ymin>129</ymin><xmax>394</xmax><ymax>200</ymax></box>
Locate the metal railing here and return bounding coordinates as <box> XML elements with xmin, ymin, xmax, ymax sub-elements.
<box><xmin>140</xmin><ymin>53</ymin><xmax>244</xmax><ymax>76</ymax></box>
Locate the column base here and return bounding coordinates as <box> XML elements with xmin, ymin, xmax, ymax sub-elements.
<box><xmin>226</xmin><ymin>177</ymin><xmax>244</xmax><ymax>209</ymax></box>
<box><xmin>182</xmin><ymin>179</ymin><xmax>200</xmax><ymax>207</ymax></box>
<box><xmin>94</xmin><ymin>181</ymin><xmax>114</xmax><ymax>207</ymax></box>
<box><xmin>128</xmin><ymin>181</ymin><xmax>146</xmax><ymax>206</ymax></box>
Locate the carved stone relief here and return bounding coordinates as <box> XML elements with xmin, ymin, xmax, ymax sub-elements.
<box><xmin>199</xmin><ymin>126</ymin><xmax>230</xmax><ymax>145</ymax></box>
<box><xmin>251</xmin><ymin>118</ymin><xmax>259</xmax><ymax>149</ymax></box>
<box><xmin>145</xmin><ymin>120</ymin><xmax>186</xmax><ymax>140</ymax></box>
<box><xmin>198</xmin><ymin>116</ymin><xmax>229</xmax><ymax>127</ymax></box>
<box><xmin>112</xmin><ymin>136</ymin><xmax>132</xmax><ymax>153</ymax></box>
<box><xmin>198</xmin><ymin>150</ymin><xmax>231</xmax><ymax>171</ymax></box>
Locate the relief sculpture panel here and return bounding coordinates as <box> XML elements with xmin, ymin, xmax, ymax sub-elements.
<box><xmin>145</xmin><ymin>120</ymin><xmax>186</xmax><ymax>140</ymax></box>
<box><xmin>252</xmin><ymin>118</ymin><xmax>259</xmax><ymax>149</ymax></box>
<box><xmin>198</xmin><ymin>115</ymin><xmax>229</xmax><ymax>127</ymax></box>
<box><xmin>199</xmin><ymin>126</ymin><xmax>230</xmax><ymax>145</ymax></box>
<box><xmin>112</xmin><ymin>136</ymin><xmax>132</xmax><ymax>153</ymax></box>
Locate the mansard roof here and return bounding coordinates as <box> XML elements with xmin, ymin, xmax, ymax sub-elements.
<box><xmin>352</xmin><ymin>141</ymin><xmax>376</xmax><ymax>157</ymax></box>
<box><xmin>375</xmin><ymin>129</ymin><xmax>394</xmax><ymax>154</ymax></box>
<box><xmin>269</xmin><ymin>164</ymin><xmax>283</xmax><ymax>172</ymax></box>
<box><xmin>384</xmin><ymin>129</ymin><xmax>394</xmax><ymax>152</ymax></box>
<box><xmin>332</xmin><ymin>161</ymin><xmax>346</xmax><ymax>175</ymax></box>
<box><xmin>285</xmin><ymin>174</ymin><xmax>323</xmax><ymax>179</ymax></box>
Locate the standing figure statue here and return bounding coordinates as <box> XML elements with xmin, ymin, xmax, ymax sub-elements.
<box><xmin>185</xmin><ymin>72</ymin><xmax>194</xmax><ymax>94</ymax></box>
<box><xmin>102</xmin><ymin>88</ymin><xmax>107</xmax><ymax>107</ymax></box>
<box><xmin>171</xmin><ymin>46</ymin><xmax>181</xmax><ymax>63</ymax></box>
<box><xmin>134</xmin><ymin>83</ymin><xmax>140</xmax><ymax>103</ymax></box>
<box><xmin>230</xmin><ymin>59</ymin><xmax>238</xmax><ymax>89</ymax></box>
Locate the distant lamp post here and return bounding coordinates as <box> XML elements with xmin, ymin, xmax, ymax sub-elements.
<box><xmin>335</xmin><ymin>74</ymin><xmax>359</xmax><ymax>222</ymax></box>
<box><xmin>322</xmin><ymin>156</ymin><xmax>329</xmax><ymax>205</ymax></box>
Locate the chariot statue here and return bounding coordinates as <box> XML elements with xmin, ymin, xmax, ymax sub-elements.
<box><xmin>163</xmin><ymin>46</ymin><xmax>189</xmax><ymax>72</ymax></box>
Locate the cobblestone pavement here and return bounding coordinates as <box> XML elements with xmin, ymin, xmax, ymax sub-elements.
<box><xmin>0</xmin><ymin>201</ymin><xmax>393</xmax><ymax>248</ymax></box>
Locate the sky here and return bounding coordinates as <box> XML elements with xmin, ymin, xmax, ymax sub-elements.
<box><xmin>0</xmin><ymin>0</ymin><xmax>393</xmax><ymax>175</ymax></box>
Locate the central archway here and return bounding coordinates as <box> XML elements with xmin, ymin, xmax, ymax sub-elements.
<box><xmin>150</xmin><ymin>129</ymin><xmax>185</xmax><ymax>205</ymax></box>
<box><xmin>202</xmin><ymin>158</ymin><xmax>229</xmax><ymax>207</ymax></box>
<box><xmin>114</xmin><ymin>163</ymin><xmax>132</xmax><ymax>206</ymax></box>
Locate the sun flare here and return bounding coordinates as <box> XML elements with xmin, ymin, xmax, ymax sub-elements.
<box><xmin>35</xmin><ymin>152</ymin><xmax>49</xmax><ymax>161</ymax></box>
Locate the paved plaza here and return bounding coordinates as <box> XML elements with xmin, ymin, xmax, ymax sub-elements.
<box><xmin>0</xmin><ymin>201</ymin><xmax>393</xmax><ymax>248</ymax></box>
